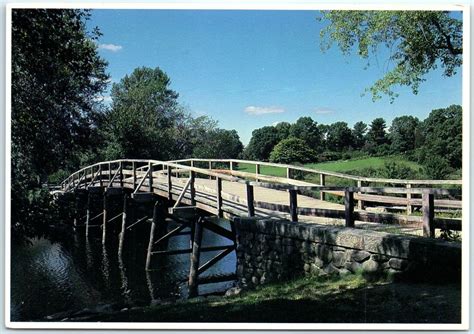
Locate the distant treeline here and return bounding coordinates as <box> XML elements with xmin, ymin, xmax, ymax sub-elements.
<box><xmin>243</xmin><ymin>105</ymin><xmax>462</xmax><ymax>179</ymax></box>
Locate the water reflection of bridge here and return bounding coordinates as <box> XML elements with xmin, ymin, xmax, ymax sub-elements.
<box><xmin>57</xmin><ymin>158</ymin><xmax>462</xmax><ymax>297</ymax></box>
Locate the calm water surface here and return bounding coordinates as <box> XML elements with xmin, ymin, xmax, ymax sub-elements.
<box><xmin>11</xmin><ymin>219</ymin><xmax>236</xmax><ymax>321</ymax></box>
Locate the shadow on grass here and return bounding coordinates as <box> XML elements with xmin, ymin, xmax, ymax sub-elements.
<box><xmin>91</xmin><ymin>280</ymin><xmax>460</xmax><ymax>323</ymax></box>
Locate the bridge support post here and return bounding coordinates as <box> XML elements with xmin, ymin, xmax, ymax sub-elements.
<box><xmin>320</xmin><ymin>174</ymin><xmax>326</xmax><ymax>201</ymax></box>
<box><xmin>406</xmin><ymin>184</ymin><xmax>412</xmax><ymax>215</ymax></box>
<box><xmin>148</xmin><ymin>162</ymin><xmax>153</xmax><ymax>192</ymax></box>
<box><xmin>208</xmin><ymin>161</ymin><xmax>212</xmax><ymax>179</ymax></box>
<box><xmin>118</xmin><ymin>194</ymin><xmax>128</xmax><ymax>255</ymax></box>
<box><xmin>188</xmin><ymin>217</ymin><xmax>203</xmax><ymax>298</ymax></box>
<box><xmin>344</xmin><ymin>188</ymin><xmax>354</xmax><ymax>228</ymax></box>
<box><xmin>289</xmin><ymin>189</ymin><xmax>298</xmax><ymax>222</ymax></box>
<box><xmin>167</xmin><ymin>165</ymin><xmax>173</xmax><ymax>201</ymax></box>
<box><xmin>85</xmin><ymin>192</ymin><xmax>91</xmax><ymax>237</ymax></box>
<box><xmin>216</xmin><ymin>177</ymin><xmax>223</xmax><ymax>218</ymax></box>
<box><xmin>132</xmin><ymin>162</ymin><xmax>137</xmax><ymax>189</ymax></box>
<box><xmin>102</xmin><ymin>192</ymin><xmax>108</xmax><ymax>244</ymax></box>
<box><xmin>422</xmin><ymin>191</ymin><xmax>434</xmax><ymax>238</ymax></box>
<box><xmin>119</xmin><ymin>162</ymin><xmax>123</xmax><ymax>188</ymax></box>
<box><xmin>146</xmin><ymin>202</ymin><xmax>158</xmax><ymax>271</ymax></box>
<box><xmin>246</xmin><ymin>183</ymin><xmax>255</xmax><ymax>217</ymax></box>
<box><xmin>190</xmin><ymin>171</ymin><xmax>196</xmax><ymax>206</ymax></box>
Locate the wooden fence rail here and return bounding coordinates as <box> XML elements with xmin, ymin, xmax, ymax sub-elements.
<box><xmin>60</xmin><ymin>159</ymin><xmax>462</xmax><ymax>239</ymax></box>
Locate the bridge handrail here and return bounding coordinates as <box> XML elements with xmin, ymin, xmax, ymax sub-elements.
<box><xmin>169</xmin><ymin>158</ymin><xmax>462</xmax><ymax>186</ymax></box>
<box><xmin>61</xmin><ymin>159</ymin><xmax>461</xmax><ymax>198</ymax></box>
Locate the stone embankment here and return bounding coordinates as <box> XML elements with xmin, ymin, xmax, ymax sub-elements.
<box><xmin>234</xmin><ymin>218</ymin><xmax>461</xmax><ymax>287</ymax></box>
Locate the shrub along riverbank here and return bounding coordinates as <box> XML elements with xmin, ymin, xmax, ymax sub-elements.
<box><xmin>81</xmin><ymin>273</ymin><xmax>460</xmax><ymax>323</ymax></box>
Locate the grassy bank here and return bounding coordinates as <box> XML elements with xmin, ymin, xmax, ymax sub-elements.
<box><xmin>89</xmin><ymin>273</ymin><xmax>461</xmax><ymax>323</ymax></box>
<box><xmin>236</xmin><ymin>155</ymin><xmax>424</xmax><ymax>178</ymax></box>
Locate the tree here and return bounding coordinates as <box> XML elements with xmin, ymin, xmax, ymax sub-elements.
<box><xmin>269</xmin><ymin>137</ymin><xmax>316</xmax><ymax>164</ymax></box>
<box><xmin>289</xmin><ymin>117</ymin><xmax>323</xmax><ymax>151</ymax></box>
<box><xmin>420</xmin><ymin>104</ymin><xmax>462</xmax><ymax>169</ymax></box>
<box><xmin>12</xmin><ymin>9</ymin><xmax>108</xmax><ymax>180</ymax></box>
<box><xmin>244</xmin><ymin>126</ymin><xmax>282</xmax><ymax>161</ymax></box>
<box><xmin>101</xmin><ymin>67</ymin><xmax>181</xmax><ymax>160</ymax></box>
<box><xmin>192</xmin><ymin>129</ymin><xmax>243</xmax><ymax>159</ymax></box>
<box><xmin>325</xmin><ymin>122</ymin><xmax>354</xmax><ymax>151</ymax></box>
<box><xmin>366</xmin><ymin>118</ymin><xmax>389</xmax><ymax>152</ymax></box>
<box><xmin>352</xmin><ymin>121</ymin><xmax>368</xmax><ymax>149</ymax></box>
<box><xmin>319</xmin><ymin>11</ymin><xmax>462</xmax><ymax>101</ymax></box>
<box><xmin>274</xmin><ymin>122</ymin><xmax>292</xmax><ymax>140</ymax></box>
<box><xmin>11</xmin><ymin>9</ymin><xmax>109</xmax><ymax>238</ymax></box>
<box><xmin>389</xmin><ymin>116</ymin><xmax>420</xmax><ymax>153</ymax></box>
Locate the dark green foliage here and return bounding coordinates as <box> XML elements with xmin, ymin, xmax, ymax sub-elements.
<box><xmin>320</xmin><ymin>11</ymin><xmax>462</xmax><ymax>102</ymax></box>
<box><xmin>192</xmin><ymin>129</ymin><xmax>243</xmax><ymax>159</ymax></box>
<box><xmin>420</xmin><ymin>105</ymin><xmax>462</xmax><ymax>169</ymax></box>
<box><xmin>274</xmin><ymin>122</ymin><xmax>292</xmax><ymax>140</ymax></box>
<box><xmin>269</xmin><ymin>137</ymin><xmax>316</xmax><ymax>164</ymax></box>
<box><xmin>325</xmin><ymin>122</ymin><xmax>354</xmax><ymax>151</ymax></box>
<box><xmin>101</xmin><ymin>67</ymin><xmax>181</xmax><ymax>160</ymax></box>
<box><xmin>389</xmin><ymin>116</ymin><xmax>420</xmax><ymax>153</ymax></box>
<box><xmin>289</xmin><ymin>117</ymin><xmax>323</xmax><ymax>151</ymax></box>
<box><xmin>352</xmin><ymin>121</ymin><xmax>367</xmax><ymax>149</ymax></box>
<box><xmin>244</xmin><ymin>126</ymin><xmax>283</xmax><ymax>161</ymax></box>
<box><xmin>365</xmin><ymin>118</ymin><xmax>389</xmax><ymax>154</ymax></box>
<box><xmin>11</xmin><ymin>9</ymin><xmax>109</xmax><ymax>238</ymax></box>
<box><xmin>422</xmin><ymin>155</ymin><xmax>451</xmax><ymax>180</ymax></box>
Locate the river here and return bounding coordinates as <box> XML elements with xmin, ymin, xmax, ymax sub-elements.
<box><xmin>10</xmin><ymin>219</ymin><xmax>237</xmax><ymax>321</ymax></box>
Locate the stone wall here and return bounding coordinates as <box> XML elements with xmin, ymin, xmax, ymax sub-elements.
<box><xmin>233</xmin><ymin>218</ymin><xmax>461</xmax><ymax>288</ymax></box>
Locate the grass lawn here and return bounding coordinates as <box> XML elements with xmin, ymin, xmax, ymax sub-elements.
<box><xmin>306</xmin><ymin>155</ymin><xmax>423</xmax><ymax>174</ymax></box>
<box><xmin>88</xmin><ymin>273</ymin><xmax>461</xmax><ymax>323</ymax></box>
<box><xmin>236</xmin><ymin>155</ymin><xmax>423</xmax><ymax>179</ymax></box>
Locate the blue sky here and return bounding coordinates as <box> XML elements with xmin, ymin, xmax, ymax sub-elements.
<box><xmin>88</xmin><ymin>10</ymin><xmax>462</xmax><ymax>145</ymax></box>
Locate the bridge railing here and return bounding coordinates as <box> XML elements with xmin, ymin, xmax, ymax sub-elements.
<box><xmin>60</xmin><ymin>159</ymin><xmax>462</xmax><ymax>239</ymax></box>
<box><xmin>168</xmin><ymin>158</ymin><xmax>462</xmax><ymax>214</ymax></box>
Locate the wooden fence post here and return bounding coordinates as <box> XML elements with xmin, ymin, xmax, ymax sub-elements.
<box><xmin>118</xmin><ymin>162</ymin><xmax>123</xmax><ymax>187</ymax></box>
<box><xmin>230</xmin><ymin>161</ymin><xmax>234</xmax><ymax>171</ymax></box>
<box><xmin>286</xmin><ymin>167</ymin><xmax>291</xmax><ymax>179</ymax></box>
<box><xmin>255</xmin><ymin>164</ymin><xmax>260</xmax><ymax>182</ymax></box>
<box><xmin>357</xmin><ymin>180</ymin><xmax>363</xmax><ymax>210</ymax></box>
<box><xmin>320</xmin><ymin>174</ymin><xmax>326</xmax><ymax>201</ymax></box>
<box><xmin>148</xmin><ymin>162</ymin><xmax>153</xmax><ymax>192</ymax></box>
<box><xmin>108</xmin><ymin>162</ymin><xmax>112</xmax><ymax>183</ymax></box>
<box><xmin>406</xmin><ymin>184</ymin><xmax>412</xmax><ymax>215</ymax></box>
<box><xmin>246</xmin><ymin>183</ymin><xmax>255</xmax><ymax>217</ymax></box>
<box><xmin>132</xmin><ymin>162</ymin><xmax>137</xmax><ymax>189</ymax></box>
<box><xmin>422</xmin><ymin>191</ymin><xmax>435</xmax><ymax>238</ymax></box>
<box><xmin>188</xmin><ymin>218</ymin><xmax>203</xmax><ymax>298</ymax></box>
<box><xmin>289</xmin><ymin>189</ymin><xmax>298</xmax><ymax>222</ymax></box>
<box><xmin>167</xmin><ymin>165</ymin><xmax>173</xmax><ymax>201</ymax></box>
<box><xmin>216</xmin><ymin>177</ymin><xmax>223</xmax><ymax>218</ymax></box>
<box><xmin>345</xmin><ymin>188</ymin><xmax>354</xmax><ymax>227</ymax></box>
<box><xmin>190</xmin><ymin>170</ymin><xmax>196</xmax><ymax>206</ymax></box>
<box><xmin>99</xmin><ymin>165</ymin><xmax>103</xmax><ymax>187</ymax></box>
<box><xmin>208</xmin><ymin>161</ymin><xmax>212</xmax><ymax>179</ymax></box>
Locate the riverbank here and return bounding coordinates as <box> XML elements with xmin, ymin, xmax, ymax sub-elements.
<box><xmin>78</xmin><ymin>273</ymin><xmax>460</xmax><ymax>323</ymax></box>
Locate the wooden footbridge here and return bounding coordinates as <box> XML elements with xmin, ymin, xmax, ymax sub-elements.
<box><xmin>57</xmin><ymin>158</ymin><xmax>462</xmax><ymax>296</ymax></box>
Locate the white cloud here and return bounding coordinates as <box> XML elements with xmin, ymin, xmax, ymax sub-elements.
<box><xmin>244</xmin><ymin>106</ymin><xmax>285</xmax><ymax>115</ymax></box>
<box><xmin>314</xmin><ymin>107</ymin><xmax>335</xmax><ymax>114</ymax></box>
<box><xmin>98</xmin><ymin>43</ymin><xmax>123</xmax><ymax>52</ymax></box>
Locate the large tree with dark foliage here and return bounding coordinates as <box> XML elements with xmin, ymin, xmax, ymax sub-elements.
<box><xmin>419</xmin><ymin>104</ymin><xmax>462</xmax><ymax>169</ymax></box>
<box><xmin>11</xmin><ymin>9</ymin><xmax>109</xmax><ymax>238</ymax></box>
<box><xmin>101</xmin><ymin>67</ymin><xmax>180</xmax><ymax>160</ymax></box>
<box><xmin>389</xmin><ymin>116</ymin><xmax>420</xmax><ymax>153</ymax></box>
<box><xmin>289</xmin><ymin>117</ymin><xmax>323</xmax><ymax>151</ymax></box>
<box><xmin>244</xmin><ymin>126</ymin><xmax>283</xmax><ymax>161</ymax></box>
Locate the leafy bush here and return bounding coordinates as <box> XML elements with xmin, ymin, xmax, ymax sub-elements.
<box><xmin>269</xmin><ymin>137</ymin><xmax>316</xmax><ymax>164</ymax></box>
<box><xmin>422</xmin><ymin>155</ymin><xmax>451</xmax><ymax>179</ymax></box>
